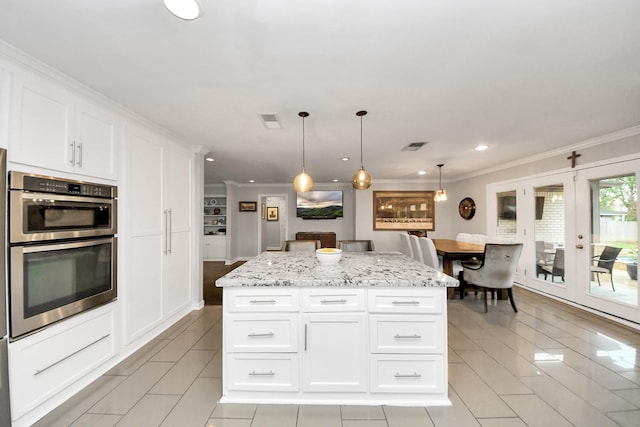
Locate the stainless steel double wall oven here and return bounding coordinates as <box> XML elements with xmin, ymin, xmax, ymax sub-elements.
<box><xmin>8</xmin><ymin>172</ymin><xmax>117</xmax><ymax>339</ymax></box>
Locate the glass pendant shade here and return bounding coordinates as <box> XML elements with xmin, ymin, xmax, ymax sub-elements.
<box><xmin>293</xmin><ymin>170</ymin><xmax>314</xmax><ymax>192</ymax></box>
<box><xmin>352</xmin><ymin>167</ymin><xmax>372</xmax><ymax>190</ymax></box>
<box><xmin>352</xmin><ymin>110</ymin><xmax>372</xmax><ymax>190</ymax></box>
<box><xmin>293</xmin><ymin>112</ymin><xmax>313</xmax><ymax>192</ymax></box>
<box><xmin>434</xmin><ymin>163</ymin><xmax>447</xmax><ymax>202</ymax></box>
<box><xmin>434</xmin><ymin>189</ymin><xmax>448</xmax><ymax>202</ymax></box>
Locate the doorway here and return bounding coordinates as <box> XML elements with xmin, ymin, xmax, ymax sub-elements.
<box><xmin>258</xmin><ymin>194</ymin><xmax>288</xmax><ymax>252</ymax></box>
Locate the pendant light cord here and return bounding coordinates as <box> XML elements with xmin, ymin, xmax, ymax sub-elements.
<box><xmin>360</xmin><ymin>114</ymin><xmax>364</xmax><ymax>168</ymax></box>
<box><xmin>302</xmin><ymin>114</ymin><xmax>306</xmax><ymax>171</ymax></box>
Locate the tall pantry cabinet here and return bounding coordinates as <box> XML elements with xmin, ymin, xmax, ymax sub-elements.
<box><xmin>122</xmin><ymin>125</ymin><xmax>194</xmax><ymax>344</ymax></box>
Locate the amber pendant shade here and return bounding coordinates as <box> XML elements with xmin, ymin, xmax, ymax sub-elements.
<box><xmin>293</xmin><ymin>170</ymin><xmax>314</xmax><ymax>193</ymax></box>
<box><xmin>352</xmin><ymin>167</ymin><xmax>372</xmax><ymax>190</ymax></box>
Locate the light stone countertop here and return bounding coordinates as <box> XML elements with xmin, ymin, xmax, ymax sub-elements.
<box><xmin>216</xmin><ymin>251</ymin><xmax>459</xmax><ymax>288</ymax></box>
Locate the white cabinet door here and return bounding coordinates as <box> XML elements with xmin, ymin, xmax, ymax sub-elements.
<box><xmin>9</xmin><ymin>70</ymin><xmax>118</xmax><ymax>179</ymax></box>
<box><xmin>122</xmin><ymin>127</ymin><xmax>192</xmax><ymax>343</ymax></box>
<box><xmin>301</xmin><ymin>313</ymin><xmax>367</xmax><ymax>392</ymax></box>
<box><xmin>10</xmin><ymin>71</ymin><xmax>72</xmax><ymax>172</ymax></box>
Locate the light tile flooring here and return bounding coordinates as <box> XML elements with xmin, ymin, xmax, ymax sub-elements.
<box><xmin>35</xmin><ymin>287</ymin><xmax>640</xmax><ymax>427</ymax></box>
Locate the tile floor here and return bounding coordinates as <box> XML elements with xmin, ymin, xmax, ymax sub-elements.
<box><xmin>34</xmin><ymin>287</ymin><xmax>640</xmax><ymax>427</ymax></box>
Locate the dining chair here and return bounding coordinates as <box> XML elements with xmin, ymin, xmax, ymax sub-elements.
<box><xmin>282</xmin><ymin>240</ymin><xmax>321</xmax><ymax>251</ymax></box>
<box><xmin>338</xmin><ymin>240</ymin><xmax>375</xmax><ymax>252</ymax></box>
<box><xmin>398</xmin><ymin>233</ymin><xmax>414</xmax><ymax>258</ymax></box>
<box><xmin>591</xmin><ymin>246</ymin><xmax>622</xmax><ymax>291</ymax></box>
<box><xmin>460</xmin><ymin>243</ymin><xmax>523</xmax><ymax>312</ymax></box>
<box><xmin>418</xmin><ymin>237</ymin><xmax>440</xmax><ymax>270</ymax></box>
<box><xmin>541</xmin><ymin>248</ymin><xmax>564</xmax><ymax>282</ymax></box>
<box><xmin>409</xmin><ymin>234</ymin><xmax>424</xmax><ymax>263</ymax></box>
<box><xmin>535</xmin><ymin>240</ymin><xmax>554</xmax><ymax>276</ymax></box>
<box><xmin>456</xmin><ymin>232</ymin><xmax>472</xmax><ymax>243</ymax></box>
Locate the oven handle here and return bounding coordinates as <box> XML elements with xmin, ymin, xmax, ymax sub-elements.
<box><xmin>15</xmin><ymin>191</ymin><xmax>114</xmax><ymax>205</ymax></box>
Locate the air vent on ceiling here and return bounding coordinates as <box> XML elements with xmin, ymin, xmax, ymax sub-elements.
<box><xmin>260</xmin><ymin>113</ymin><xmax>280</xmax><ymax>129</ymax></box>
<box><xmin>401</xmin><ymin>141</ymin><xmax>429</xmax><ymax>151</ymax></box>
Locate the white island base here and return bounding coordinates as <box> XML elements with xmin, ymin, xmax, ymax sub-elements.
<box><xmin>220</xmin><ymin>286</ymin><xmax>451</xmax><ymax>406</ymax></box>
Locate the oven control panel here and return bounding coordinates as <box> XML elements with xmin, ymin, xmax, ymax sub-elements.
<box><xmin>10</xmin><ymin>172</ymin><xmax>117</xmax><ymax>198</ymax></box>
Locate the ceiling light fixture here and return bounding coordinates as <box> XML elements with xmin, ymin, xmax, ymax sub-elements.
<box><xmin>163</xmin><ymin>0</ymin><xmax>201</xmax><ymax>20</ymax></box>
<box><xmin>434</xmin><ymin>164</ymin><xmax>448</xmax><ymax>202</ymax></box>
<box><xmin>205</xmin><ymin>157</ymin><xmax>214</xmax><ymax>162</ymax></box>
<box><xmin>352</xmin><ymin>110</ymin><xmax>372</xmax><ymax>190</ymax></box>
<box><xmin>475</xmin><ymin>144</ymin><xmax>489</xmax><ymax>151</ymax></box>
<box><xmin>293</xmin><ymin>112</ymin><xmax>313</xmax><ymax>192</ymax></box>
<box><xmin>418</xmin><ymin>170</ymin><xmax>426</xmax><ymax>175</ymax></box>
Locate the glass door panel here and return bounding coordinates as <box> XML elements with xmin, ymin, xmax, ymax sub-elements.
<box><xmin>534</xmin><ymin>184</ymin><xmax>566</xmax><ymax>285</ymax></box>
<box><xmin>496</xmin><ymin>190</ymin><xmax>518</xmax><ymax>242</ymax></box>
<box><xmin>587</xmin><ymin>175</ymin><xmax>637</xmax><ymax>306</ymax></box>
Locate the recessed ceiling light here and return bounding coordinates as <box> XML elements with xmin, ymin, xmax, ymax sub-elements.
<box><xmin>341</xmin><ymin>157</ymin><xmax>350</xmax><ymax>161</ymax></box>
<box><xmin>205</xmin><ymin>157</ymin><xmax>214</xmax><ymax>162</ymax></box>
<box><xmin>475</xmin><ymin>144</ymin><xmax>489</xmax><ymax>151</ymax></box>
<box><xmin>418</xmin><ymin>170</ymin><xmax>426</xmax><ymax>175</ymax></box>
<box><xmin>163</xmin><ymin>0</ymin><xmax>201</xmax><ymax>20</ymax></box>
<box><xmin>249</xmin><ymin>179</ymin><xmax>255</xmax><ymax>183</ymax></box>
<box><xmin>333</xmin><ymin>179</ymin><xmax>339</xmax><ymax>182</ymax></box>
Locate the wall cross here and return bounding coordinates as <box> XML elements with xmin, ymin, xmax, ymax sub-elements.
<box><xmin>567</xmin><ymin>150</ymin><xmax>581</xmax><ymax>168</ymax></box>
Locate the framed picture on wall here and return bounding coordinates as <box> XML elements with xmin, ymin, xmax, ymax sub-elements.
<box><xmin>267</xmin><ymin>207</ymin><xmax>279</xmax><ymax>221</ymax></box>
<box><xmin>239</xmin><ymin>201</ymin><xmax>257</xmax><ymax>212</ymax></box>
<box><xmin>373</xmin><ymin>191</ymin><xmax>435</xmax><ymax>231</ymax></box>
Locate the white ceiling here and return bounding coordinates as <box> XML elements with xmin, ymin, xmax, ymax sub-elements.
<box><xmin>1</xmin><ymin>0</ymin><xmax>638</xmax><ymax>185</ymax></box>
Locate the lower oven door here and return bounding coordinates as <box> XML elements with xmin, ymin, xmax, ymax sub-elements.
<box><xmin>9</xmin><ymin>237</ymin><xmax>117</xmax><ymax>339</ymax></box>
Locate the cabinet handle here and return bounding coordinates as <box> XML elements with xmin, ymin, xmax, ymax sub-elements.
<box><xmin>69</xmin><ymin>141</ymin><xmax>75</xmax><ymax>165</ymax></box>
<box><xmin>304</xmin><ymin>323</ymin><xmax>308</xmax><ymax>351</ymax></box>
<box><xmin>392</xmin><ymin>300</ymin><xmax>420</xmax><ymax>305</ymax></box>
<box><xmin>77</xmin><ymin>142</ymin><xmax>83</xmax><ymax>166</ymax></box>
<box><xmin>34</xmin><ymin>334</ymin><xmax>110</xmax><ymax>376</ymax></box>
<box><xmin>394</xmin><ymin>334</ymin><xmax>422</xmax><ymax>339</ymax></box>
<box><xmin>167</xmin><ymin>209</ymin><xmax>172</xmax><ymax>254</ymax></box>
<box><xmin>248</xmin><ymin>370</ymin><xmax>275</xmax><ymax>376</ymax></box>
<box><xmin>320</xmin><ymin>299</ymin><xmax>347</xmax><ymax>304</ymax></box>
<box><xmin>394</xmin><ymin>372</ymin><xmax>422</xmax><ymax>378</ymax></box>
<box><xmin>249</xmin><ymin>299</ymin><xmax>276</xmax><ymax>304</ymax></box>
<box><xmin>248</xmin><ymin>332</ymin><xmax>274</xmax><ymax>337</ymax></box>
<box><xmin>163</xmin><ymin>209</ymin><xmax>169</xmax><ymax>254</ymax></box>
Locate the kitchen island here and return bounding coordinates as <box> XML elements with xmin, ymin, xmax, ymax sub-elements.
<box><xmin>216</xmin><ymin>251</ymin><xmax>458</xmax><ymax>406</ymax></box>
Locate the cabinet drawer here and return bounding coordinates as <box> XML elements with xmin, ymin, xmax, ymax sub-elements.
<box><xmin>370</xmin><ymin>355</ymin><xmax>445</xmax><ymax>394</ymax></box>
<box><xmin>368</xmin><ymin>289</ymin><xmax>443</xmax><ymax>314</ymax></box>
<box><xmin>226</xmin><ymin>353</ymin><xmax>299</xmax><ymax>391</ymax></box>
<box><xmin>226</xmin><ymin>314</ymin><xmax>298</xmax><ymax>352</ymax></box>
<box><xmin>226</xmin><ymin>288</ymin><xmax>299</xmax><ymax>312</ymax></box>
<box><xmin>302</xmin><ymin>288</ymin><xmax>365</xmax><ymax>312</ymax></box>
<box><xmin>369</xmin><ymin>315</ymin><xmax>444</xmax><ymax>354</ymax></box>
<box><xmin>10</xmin><ymin>308</ymin><xmax>115</xmax><ymax>416</ymax></box>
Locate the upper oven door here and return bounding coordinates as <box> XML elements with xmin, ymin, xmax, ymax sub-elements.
<box><xmin>10</xmin><ymin>192</ymin><xmax>117</xmax><ymax>243</ymax></box>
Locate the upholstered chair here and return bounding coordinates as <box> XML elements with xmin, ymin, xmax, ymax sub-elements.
<box><xmin>418</xmin><ymin>237</ymin><xmax>440</xmax><ymax>270</ymax></box>
<box><xmin>399</xmin><ymin>233</ymin><xmax>414</xmax><ymax>258</ymax></box>
<box><xmin>338</xmin><ymin>240</ymin><xmax>375</xmax><ymax>252</ymax></box>
<box><xmin>461</xmin><ymin>243</ymin><xmax>523</xmax><ymax>312</ymax></box>
<box><xmin>409</xmin><ymin>234</ymin><xmax>424</xmax><ymax>263</ymax></box>
<box><xmin>282</xmin><ymin>240</ymin><xmax>321</xmax><ymax>251</ymax></box>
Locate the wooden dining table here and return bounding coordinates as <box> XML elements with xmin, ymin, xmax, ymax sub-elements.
<box><xmin>432</xmin><ymin>239</ymin><xmax>485</xmax><ymax>277</ymax></box>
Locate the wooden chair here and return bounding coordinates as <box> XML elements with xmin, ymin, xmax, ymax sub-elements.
<box><xmin>282</xmin><ymin>240</ymin><xmax>321</xmax><ymax>251</ymax></box>
<box><xmin>338</xmin><ymin>240</ymin><xmax>375</xmax><ymax>252</ymax></box>
<box><xmin>460</xmin><ymin>243</ymin><xmax>523</xmax><ymax>312</ymax></box>
<box><xmin>591</xmin><ymin>246</ymin><xmax>622</xmax><ymax>291</ymax></box>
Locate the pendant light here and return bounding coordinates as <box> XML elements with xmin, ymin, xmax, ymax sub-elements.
<box><xmin>352</xmin><ymin>110</ymin><xmax>372</xmax><ymax>190</ymax></box>
<box><xmin>434</xmin><ymin>163</ymin><xmax>448</xmax><ymax>202</ymax></box>
<box><xmin>293</xmin><ymin>112</ymin><xmax>314</xmax><ymax>192</ymax></box>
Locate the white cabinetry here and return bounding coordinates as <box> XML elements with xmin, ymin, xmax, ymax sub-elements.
<box><xmin>8</xmin><ymin>305</ymin><xmax>116</xmax><ymax>419</ymax></box>
<box><xmin>123</xmin><ymin>126</ymin><xmax>193</xmax><ymax>343</ymax></box>
<box><xmin>9</xmin><ymin>70</ymin><xmax>118</xmax><ymax>179</ymax></box>
<box><xmin>221</xmin><ymin>286</ymin><xmax>449</xmax><ymax>406</ymax></box>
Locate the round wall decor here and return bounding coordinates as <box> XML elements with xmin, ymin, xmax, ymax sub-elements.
<box><xmin>458</xmin><ymin>197</ymin><xmax>476</xmax><ymax>220</ymax></box>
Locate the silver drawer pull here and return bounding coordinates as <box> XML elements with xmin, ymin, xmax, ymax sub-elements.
<box><xmin>321</xmin><ymin>299</ymin><xmax>348</xmax><ymax>304</ymax></box>
<box><xmin>249</xmin><ymin>370</ymin><xmax>275</xmax><ymax>376</ymax></box>
<box><xmin>34</xmin><ymin>334</ymin><xmax>110</xmax><ymax>376</ymax></box>
<box><xmin>249</xmin><ymin>299</ymin><xmax>277</xmax><ymax>304</ymax></box>
<box><xmin>248</xmin><ymin>332</ymin><xmax>274</xmax><ymax>337</ymax></box>
<box><xmin>394</xmin><ymin>372</ymin><xmax>422</xmax><ymax>378</ymax></box>
<box><xmin>394</xmin><ymin>334</ymin><xmax>422</xmax><ymax>339</ymax></box>
<box><xmin>392</xmin><ymin>300</ymin><xmax>420</xmax><ymax>305</ymax></box>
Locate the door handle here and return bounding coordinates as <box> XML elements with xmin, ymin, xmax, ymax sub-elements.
<box><xmin>576</xmin><ymin>244</ymin><xmax>584</xmax><ymax>249</ymax></box>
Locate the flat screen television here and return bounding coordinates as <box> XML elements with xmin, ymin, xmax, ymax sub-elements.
<box><xmin>297</xmin><ymin>191</ymin><xmax>343</xmax><ymax>219</ymax></box>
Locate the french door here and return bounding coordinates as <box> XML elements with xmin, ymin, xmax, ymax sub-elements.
<box><xmin>489</xmin><ymin>158</ymin><xmax>639</xmax><ymax>324</ymax></box>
